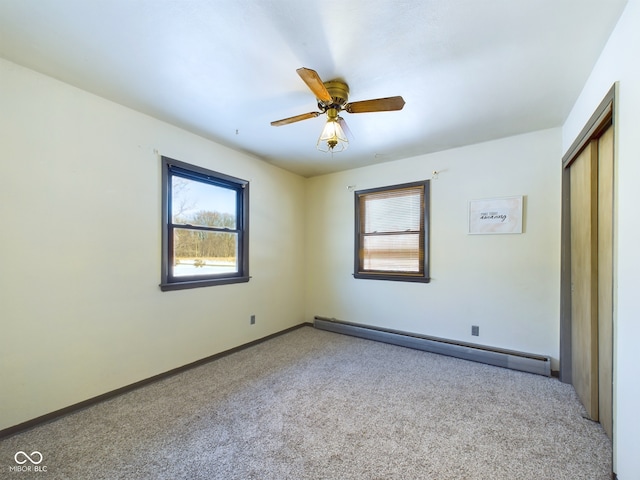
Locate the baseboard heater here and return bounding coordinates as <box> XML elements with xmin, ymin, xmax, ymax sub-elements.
<box><xmin>314</xmin><ymin>316</ymin><xmax>551</xmax><ymax>377</ymax></box>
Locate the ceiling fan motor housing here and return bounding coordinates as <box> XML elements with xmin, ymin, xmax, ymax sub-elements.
<box><xmin>322</xmin><ymin>80</ymin><xmax>349</xmax><ymax>107</ymax></box>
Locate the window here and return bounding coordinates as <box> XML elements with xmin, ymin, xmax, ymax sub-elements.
<box><xmin>160</xmin><ymin>156</ymin><xmax>249</xmax><ymax>291</ymax></box>
<box><xmin>354</xmin><ymin>181</ymin><xmax>430</xmax><ymax>283</ymax></box>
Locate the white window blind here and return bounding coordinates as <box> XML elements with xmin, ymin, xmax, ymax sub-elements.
<box><xmin>358</xmin><ymin>184</ymin><xmax>425</xmax><ymax>275</ymax></box>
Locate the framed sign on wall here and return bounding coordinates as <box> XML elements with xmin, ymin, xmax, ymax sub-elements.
<box><xmin>468</xmin><ymin>196</ymin><xmax>523</xmax><ymax>234</ymax></box>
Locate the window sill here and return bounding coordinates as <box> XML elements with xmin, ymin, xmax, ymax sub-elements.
<box><xmin>353</xmin><ymin>273</ymin><xmax>431</xmax><ymax>283</ymax></box>
<box><xmin>160</xmin><ymin>276</ymin><xmax>250</xmax><ymax>291</ymax></box>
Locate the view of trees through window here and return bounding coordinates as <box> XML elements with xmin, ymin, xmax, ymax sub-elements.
<box><xmin>171</xmin><ymin>176</ymin><xmax>238</xmax><ymax>277</ymax></box>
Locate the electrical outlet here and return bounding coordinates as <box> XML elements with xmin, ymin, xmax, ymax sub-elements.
<box><xmin>250</xmin><ymin>315</ymin><xmax>256</xmax><ymax>325</ymax></box>
<box><xmin>471</xmin><ymin>325</ymin><xmax>479</xmax><ymax>336</ymax></box>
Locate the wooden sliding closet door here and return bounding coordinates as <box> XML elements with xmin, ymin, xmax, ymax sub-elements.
<box><xmin>570</xmin><ymin>141</ymin><xmax>599</xmax><ymax>421</ymax></box>
<box><xmin>567</xmin><ymin>124</ymin><xmax>614</xmax><ymax>438</ymax></box>
<box><xmin>562</xmin><ymin>86</ymin><xmax>615</xmax><ymax>446</ymax></box>
<box><xmin>597</xmin><ymin>125</ymin><xmax>614</xmax><ymax>440</ymax></box>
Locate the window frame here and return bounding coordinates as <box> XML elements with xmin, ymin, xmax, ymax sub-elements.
<box><xmin>160</xmin><ymin>156</ymin><xmax>249</xmax><ymax>291</ymax></box>
<box><xmin>353</xmin><ymin>180</ymin><xmax>430</xmax><ymax>283</ymax></box>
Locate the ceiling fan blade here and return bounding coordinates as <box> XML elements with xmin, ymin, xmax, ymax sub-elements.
<box><xmin>270</xmin><ymin>111</ymin><xmax>320</xmax><ymax>126</ymax></box>
<box><xmin>338</xmin><ymin>116</ymin><xmax>354</xmax><ymax>141</ymax></box>
<box><xmin>344</xmin><ymin>96</ymin><xmax>406</xmax><ymax>114</ymax></box>
<box><xmin>296</xmin><ymin>67</ymin><xmax>333</xmax><ymax>103</ymax></box>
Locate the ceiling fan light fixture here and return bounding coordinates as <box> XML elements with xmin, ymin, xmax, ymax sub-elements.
<box><xmin>317</xmin><ymin>116</ymin><xmax>348</xmax><ymax>153</ymax></box>
<box><xmin>272</xmin><ymin>67</ymin><xmax>404</xmax><ymax>153</ymax></box>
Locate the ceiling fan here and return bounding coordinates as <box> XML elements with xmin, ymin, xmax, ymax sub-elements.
<box><xmin>271</xmin><ymin>67</ymin><xmax>406</xmax><ymax>153</ymax></box>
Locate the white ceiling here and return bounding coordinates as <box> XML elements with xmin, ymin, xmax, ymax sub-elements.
<box><xmin>0</xmin><ymin>0</ymin><xmax>628</xmax><ymax>177</ymax></box>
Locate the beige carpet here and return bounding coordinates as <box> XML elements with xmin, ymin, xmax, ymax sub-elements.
<box><xmin>0</xmin><ymin>326</ymin><xmax>612</xmax><ymax>479</ymax></box>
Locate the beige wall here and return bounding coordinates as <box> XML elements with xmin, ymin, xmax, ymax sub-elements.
<box><xmin>0</xmin><ymin>58</ymin><xmax>307</xmax><ymax>430</ymax></box>
<box><xmin>562</xmin><ymin>0</ymin><xmax>640</xmax><ymax>476</ymax></box>
<box><xmin>305</xmin><ymin>128</ymin><xmax>562</xmax><ymax>366</ymax></box>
